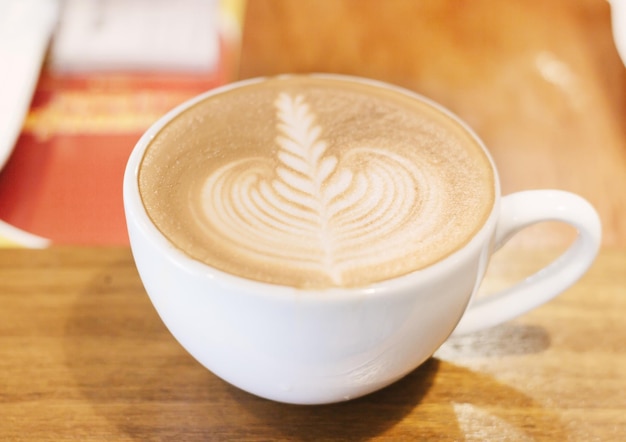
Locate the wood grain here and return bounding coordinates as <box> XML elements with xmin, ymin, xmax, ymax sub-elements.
<box><xmin>0</xmin><ymin>246</ymin><xmax>624</xmax><ymax>441</ymax></box>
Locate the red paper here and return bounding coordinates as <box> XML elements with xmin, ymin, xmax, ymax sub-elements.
<box><xmin>0</xmin><ymin>63</ymin><xmax>232</xmax><ymax>245</ymax></box>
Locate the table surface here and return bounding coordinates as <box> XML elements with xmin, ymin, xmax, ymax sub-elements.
<box><xmin>2</xmin><ymin>0</ymin><xmax>626</xmax><ymax>440</ymax></box>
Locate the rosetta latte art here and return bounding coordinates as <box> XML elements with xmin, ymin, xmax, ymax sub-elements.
<box><xmin>198</xmin><ymin>93</ymin><xmax>443</xmax><ymax>285</ymax></box>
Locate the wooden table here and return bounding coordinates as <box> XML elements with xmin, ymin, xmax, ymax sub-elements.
<box><xmin>2</xmin><ymin>0</ymin><xmax>625</xmax><ymax>440</ymax></box>
<box><xmin>1</xmin><ymin>247</ymin><xmax>624</xmax><ymax>440</ymax></box>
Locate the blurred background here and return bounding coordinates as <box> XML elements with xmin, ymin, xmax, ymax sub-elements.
<box><xmin>0</xmin><ymin>0</ymin><xmax>624</xmax><ymax>249</ymax></box>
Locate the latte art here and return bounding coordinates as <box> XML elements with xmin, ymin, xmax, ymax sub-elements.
<box><xmin>139</xmin><ymin>76</ymin><xmax>495</xmax><ymax>288</ymax></box>
<box><xmin>198</xmin><ymin>93</ymin><xmax>442</xmax><ymax>285</ymax></box>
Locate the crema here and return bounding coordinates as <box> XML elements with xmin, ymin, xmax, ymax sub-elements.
<box><xmin>138</xmin><ymin>76</ymin><xmax>495</xmax><ymax>288</ymax></box>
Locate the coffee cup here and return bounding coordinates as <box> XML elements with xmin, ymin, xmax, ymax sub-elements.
<box><xmin>123</xmin><ymin>74</ymin><xmax>601</xmax><ymax>404</ymax></box>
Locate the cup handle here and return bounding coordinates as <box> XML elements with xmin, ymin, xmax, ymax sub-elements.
<box><xmin>452</xmin><ymin>190</ymin><xmax>602</xmax><ymax>336</ymax></box>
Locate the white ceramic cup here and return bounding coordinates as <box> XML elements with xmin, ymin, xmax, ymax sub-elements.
<box><xmin>123</xmin><ymin>75</ymin><xmax>601</xmax><ymax>405</ymax></box>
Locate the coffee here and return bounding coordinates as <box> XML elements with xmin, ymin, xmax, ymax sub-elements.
<box><xmin>138</xmin><ymin>76</ymin><xmax>495</xmax><ymax>288</ymax></box>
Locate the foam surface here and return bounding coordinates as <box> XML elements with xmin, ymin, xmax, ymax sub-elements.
<box><xmin>139</xmin><ymin>77</ymin><xmax>495</xmax><ymax>288</ymax></box>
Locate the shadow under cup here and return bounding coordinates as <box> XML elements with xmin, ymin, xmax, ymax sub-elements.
<box><xmin>123</xmin><ymin>74</ymin><xmax>600</xmax><ymax>404</ymax></box>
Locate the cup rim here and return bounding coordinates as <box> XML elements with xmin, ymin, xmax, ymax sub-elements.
<box><xmin>124</xmin><ymin>73</ymin><xmax>501</xmax><ymax>299</ymax></box>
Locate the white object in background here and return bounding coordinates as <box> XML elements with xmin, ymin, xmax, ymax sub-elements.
<box><xmin>0</xmin><ymin>219</ymin><xmax>50</xmax><ymax>248</ymax></box>
<box><xmin>0</xmin><ymin>0</ymin><xmax>59</xmax><ymax>171</ymax></box>
<box><xmin>609</xmin><ymin>0</ymin><xmax>626</xmax><ymax>66</ymax></box>
<box><xmin>50</xmin><ymin>0</ymin><xmax>220</xmax><ymax>72</ymax></box>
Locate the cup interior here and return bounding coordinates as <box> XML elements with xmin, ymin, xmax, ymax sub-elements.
<box><xmin>123</xmin><ymin>74</ymin><xmax>502</xmax><ymax>299</ymax></box>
